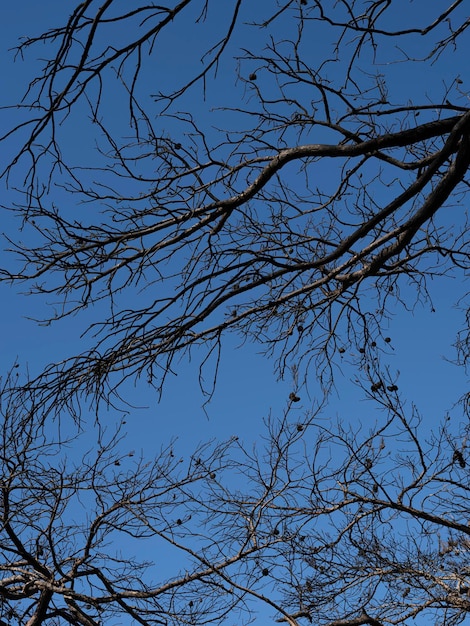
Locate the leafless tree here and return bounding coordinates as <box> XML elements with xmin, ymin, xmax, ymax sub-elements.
<box><xmin>1</xmin><ymin>5</ymin><xmax>470</xmax><ymax>623</ymax></box>
<box><xmin>0</xmin><ymin>1</ymin><xmax>468</xmax><ymax>413</ymax></box>
<box><xmin>1</xmin><ymin>366</ymin><xmax>470</xmax><ymax>626</ymax></box>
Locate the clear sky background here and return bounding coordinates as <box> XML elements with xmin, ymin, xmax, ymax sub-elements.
<box><xmin>0</xmin><ymin>2</ymin><xmax>468</xmax><ymax>625</ymax></box>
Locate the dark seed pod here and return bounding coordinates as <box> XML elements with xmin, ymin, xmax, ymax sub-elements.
<box><xmin>453</xmin><ymin>450</ymin><xmax>466</xmax><ymax>468</ymax></box>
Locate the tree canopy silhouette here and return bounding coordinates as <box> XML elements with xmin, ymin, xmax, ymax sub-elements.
<box><xmin>1</xmin><ymin>0</ymin><xmax>469</xmax><ymax>411</ymax></box>
<box><xmin>1</xmin><ymin>368</ymin><xmax>470</xmax><ymax>626</ymax></box>
<box><xmin>1</xmin><ymin>2</ymin><xmax>470</xmax><ymax>626</ymax></box>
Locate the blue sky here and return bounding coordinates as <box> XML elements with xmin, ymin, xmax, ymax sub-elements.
<box><xmin>0</xmin><ymin>2</ymin><xmax>469</xmax><ymax>624</ymax></box>
<box><xmin>0</xmin><ymin>1</ymin><xmax>466</xmax><ymax>443</ymax></box>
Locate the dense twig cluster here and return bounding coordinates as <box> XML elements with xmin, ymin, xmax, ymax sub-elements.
<box><xmin>1</xmin><ymin>0</ymin><xmax>468</xmax><ymax>408</ymax></box>
<box><xmin>0</xmin><ymin>370</ymin><xmax>469</xmax><ymax>626</ymax></box>
<box><xmin>0</xmin><ymin>3</ymin><xmax>469</xmax><ymax>625</ymax></box>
